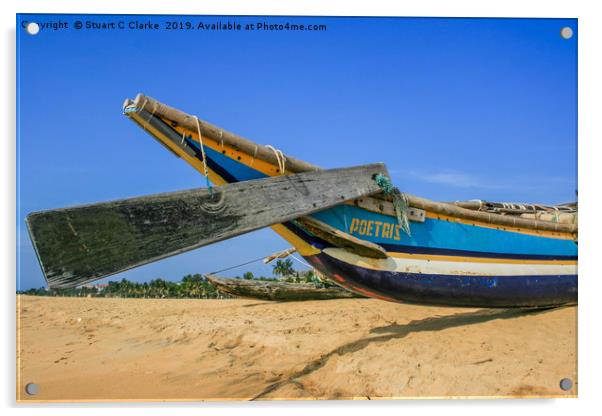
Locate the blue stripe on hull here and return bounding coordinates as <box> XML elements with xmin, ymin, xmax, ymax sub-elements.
<box><xmin>306</xmin><ymin>252</ymin><xmax>577</xmax><ymax>308</ymax></box>
<box><xmin>310</xmin><ymin>205</ymin><xmax>578</xmax><ymax>259</ymax></box>
<box><xmin>186</xmin><ymin>138</ymin><xmax>268</xmax><ymax>182</ymax></box>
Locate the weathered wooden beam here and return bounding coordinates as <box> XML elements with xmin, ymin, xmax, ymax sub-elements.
<box><xmin>263</xmin><ymin>247</ymin><xmax>297</xmax><ymax>264</ymax></box>
<box><xmin>26</xmin><ymin>164</ymin><xmax>387</xmax><ymax>289</ymax></box>
<box><xmin>205</xmin><ymin>275</ymin><xmax>362</xmax><ymax>301</ymax></box>
<box><xmin>295</xmin><ymin>217</ymin><xmax>388</xmax><ymax>259</ymax></box>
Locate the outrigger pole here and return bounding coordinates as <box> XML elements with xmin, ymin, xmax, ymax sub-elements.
<box><xmin>125</xmin><ymin>94</ymin><xmax>576</xmax><ymax>235</ymax></box>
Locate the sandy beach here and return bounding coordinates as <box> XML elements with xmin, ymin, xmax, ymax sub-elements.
<box><xmin>16</xmin><ymin>295</ymin><xmax>577</xmax><ymax>401</ymax></box>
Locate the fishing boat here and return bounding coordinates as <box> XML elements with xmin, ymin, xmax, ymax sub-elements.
<box><xmin>26</xmin><ymin>94</ymin><xmax>578</xmax><ymax>308</ymax></box>
<box><xmin>205</xmin><ymin>275</ymin><xmax>362</xmax><ymax>301</ymax></box>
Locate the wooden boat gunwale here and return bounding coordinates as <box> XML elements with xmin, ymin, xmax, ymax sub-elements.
<box><xmin>125</xmin><ymin>94</ymin><xmax>576</xmax><ymax>237</ymax></box>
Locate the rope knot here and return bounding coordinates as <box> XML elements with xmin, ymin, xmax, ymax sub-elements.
<box><xmin>265</xmin><ymin>145</ymin><xmax>286</xmax><ymax>175</ymax></box>
<box><xmin>373</xmin><ymin>173</ymin><xmax>411</xmax><ymax>237</ymax></box>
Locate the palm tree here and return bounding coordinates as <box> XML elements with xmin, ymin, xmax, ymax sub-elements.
<box><xmin>272</xmin><ymin>259</ymin><xmax>295</xmax><ymax>280</ymax></box>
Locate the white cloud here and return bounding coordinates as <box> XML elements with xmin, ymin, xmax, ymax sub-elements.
<box><xmin>396</xmin><ymin>170</ymin><xmax>499</xmax><ymax>189</ymax></box>
<box><xmin>389</xmin><ymin>168</ymin><xmax>576</xmax><ymax>192</ymax></box>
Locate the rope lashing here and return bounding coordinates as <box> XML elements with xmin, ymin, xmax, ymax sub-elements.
<box><xmin>265</xmin><ymin>145</ymin><xmax>286</xmax><ymax>175</ymax></box>
<box><xmin>373</xmin><ymin>173</ymin><xmax>412</xmax><ymax>237</ymax></box>
<box><xmin>194</xmin><ymin>116</ymin><xmax>213</xmax><ymax>195</ymax></box>
<box><xmin>374</xmin><ymin>173</ymin><xmax>395</xmax><ymax>194</ymax></box>
<box><xmin>553</xmin><ymin>206</ymin><xmax>560</xmax><ymax>223</ymax></box>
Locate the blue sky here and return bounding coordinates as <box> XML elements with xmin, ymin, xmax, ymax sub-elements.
<box><xmin>16</xmin><ymin>15</ymin><xmax>577</xmax><ymax>290</ymax></box>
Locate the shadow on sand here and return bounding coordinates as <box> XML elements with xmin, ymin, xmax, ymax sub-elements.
<box><xmin>251</xmin><ymin>306</ymin><xmax>561</xmax><ymax>400</ymax></box>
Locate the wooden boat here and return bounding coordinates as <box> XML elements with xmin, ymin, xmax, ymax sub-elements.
<box><xmin>26</xmin><ymin>93</ymin><xmax>578</xmax><ymax>308</ymax></box>
<box><xmin>205</xmin><ymin>274</ymin><xmax>362</xmax><ymax>301</ymax></box>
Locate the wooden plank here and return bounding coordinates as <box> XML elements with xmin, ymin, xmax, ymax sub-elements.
<box><xmin>295</xmin><ymin>217</ymin><xmax>388</xmax><ymax>259</ymax></box>
<box><xmin>26</xmin><ymin>164</ymin><xmax>387</xmax><ymax>289</ymax></box>
<box><xmin>349</xmin><ymin>198</ymin><xmax>426</xmax><ymax>222</ymax></box>
<box><xmin>205</xmin><ymin>274</ymin><xmax>362</xmax><ymax>301</ymax></box>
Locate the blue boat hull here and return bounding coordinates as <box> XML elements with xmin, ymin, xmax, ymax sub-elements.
<box><xmin>307</xmin><ymin>251</ymin><xmax>577</xmax><ymax>307</ymax></box>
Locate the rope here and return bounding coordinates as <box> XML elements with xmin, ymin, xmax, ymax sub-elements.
<box><xmin>373</xmin><ymin>173</ymin><xmax>411</xmax><ymax>237</ymax></box>
<box><xmin>265</xmin><ymin>145</ymin><xmax>286</xmax><ymax>174</ymax></box>
<box><xmin>194</xmin><ymin>116</ymin><xmax>213</xmax><ymax>195</ymax></box>
<box><xmin>209</xmin><ymin>254</ymin><xmax>271</xmax><ymax>275</ymax></box>
<box><xmin>209</xmin><ymin>251</ymin><xmax>310</xmax><ymax>276</ymax></box>
<box><xmin>290</xmin><ymin>253</ymin><xmax>312</xmax><ymax>268</ymax></box>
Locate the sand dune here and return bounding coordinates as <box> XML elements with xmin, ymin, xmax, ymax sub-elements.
<box><xmin>16</xmin><ymin>295</ymin><xmax>577</xmax><ymax>401</ymax></box>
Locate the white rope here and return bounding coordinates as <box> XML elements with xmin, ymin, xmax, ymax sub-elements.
<box><xmin>139</xmin><ymin>98</ymin><xmax>150</xmax><ymax>132</ymax></box>
<box><xmin>265</xmin><ymin>145</ymin><xmax>286</xmax><ymax>175</ymax></box>
<box><xmin>194</xmin><ymin>116</ymin><xmax>211</xmax><ymax>180</ymax></box>
<box><xmin>290</xmin><ymin>253</ymin><xmax>312</xmax><ymax>269</ymax></box>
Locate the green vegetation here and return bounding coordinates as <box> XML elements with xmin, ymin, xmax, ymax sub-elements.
<box><xmin>17</xmin><ymin>259</ymin><xmax>336</xmax><ymax>298</ymax></box>
<box><xmin>18</xmin><ymin>274</ymin><xmax>228</xmax><ymax>299</ymax></box>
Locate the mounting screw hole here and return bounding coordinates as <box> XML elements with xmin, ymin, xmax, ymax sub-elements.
<box><xmin>560</xmin><ymin>27</ymin><xmax>573</xmax><ymax>40</ymax></box>
<box><xmin>559</xmin><ymin>378</ymin><xmax>573</xmax><ymax>391</ymax></box>
<box><xmin>25</xmin><ymin>383</ymin><xmax>39</xmax><ymax>395</ymax></box>
<box><xmin>26</xmin><ymin>22</ymin><xmax>40</xmax><ymax>35</ymax></box>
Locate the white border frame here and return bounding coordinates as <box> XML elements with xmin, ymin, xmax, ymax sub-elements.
<box><xmin>3</xmin><ymin>1</ymin><xmax>600</xmax><ymax>415</ymax></box>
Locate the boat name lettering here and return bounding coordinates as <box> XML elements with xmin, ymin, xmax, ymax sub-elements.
<box><xmin>349</xmin><ymin>218</ymin><xmax>401</xmax><ymax>240</ymax></box>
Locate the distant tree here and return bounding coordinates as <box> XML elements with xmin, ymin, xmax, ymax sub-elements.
<box><xmin>182</xmin><ymin>274</ymin><xmax>204</xmax><ymax>284</ymax></box>
<box><xmin>149</xmin><ymin>278</ymin><xmax>169</xmax><ymax>298</ymax></box>
<box><xmin>272</xmin><ymin>259</ymin><xmax>295</xmax><ymax>279</ymax></box>
<box><xmin>242</xmin><ymin>271</ymin><xmax>254</xmax><ymax>280</ymax></box>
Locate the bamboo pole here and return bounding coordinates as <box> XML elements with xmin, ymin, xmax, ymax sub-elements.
<box><xmin>127</xmin><ymin>94</ymin><xmax>320</xmax><ymax>174</ymax></box>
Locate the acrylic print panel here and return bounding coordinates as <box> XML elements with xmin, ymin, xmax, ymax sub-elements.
<box><xmin>16</xmin><ymin>14</ymin><xmax>578</xmax><ymax>402</ymax></box>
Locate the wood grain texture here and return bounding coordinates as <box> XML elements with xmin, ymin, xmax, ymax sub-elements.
<box><xmin>295</xmin><ymin>217</ymin><xmax>388</xmax><ymax>259</ymax></box>
<box><xmin>27</xmin><ymin>164</ymin><xmax>386</xmax><ymax>289</ymax></box>
<box><xmin>205</xmin><ymin>275</ymin><xmax>362</xmax><ymax>301</ymax></box>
